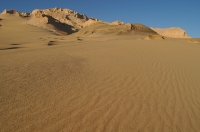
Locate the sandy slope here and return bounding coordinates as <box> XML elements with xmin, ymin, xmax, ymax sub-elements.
<box><xmin>0</xmin><ymin>14</ymin><xmax>58</xmax><ymax>49</ymax></box>
<box><xmin>1</xmin><ymin>14</ymin><xmax>200</xmax><ymax>132</ymax></box>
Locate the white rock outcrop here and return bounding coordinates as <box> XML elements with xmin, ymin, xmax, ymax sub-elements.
<box><xmin>26</xmin><ymin>7</ymin><xmax>100</xmax><ymax>35</ymax></box>
<box><xmin>111</xmin><ymin>20</ymin><xmax>124</xmax><ymax>25</ymax></box>
<box><xmin>30</xmin><ymin>7</ymin><xmax>92</xmax><ymax>29</ymax></box>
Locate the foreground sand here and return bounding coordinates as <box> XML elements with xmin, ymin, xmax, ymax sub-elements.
<box><xmin>1</xmin><ymin>14</ymin><xmax>200</xmax><ymax>132</ymax></box>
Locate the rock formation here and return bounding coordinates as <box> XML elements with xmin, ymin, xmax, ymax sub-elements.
<box><xmin>83</xmin><ymin>18</ymin><xmax>99</xmax><ymax>27</ymax></box>
<box><xmin>27</xmin><ymin>7</ymin><xmax>100</xmax><ymax>34</ymax></box>
<box><xmin>2</xmin><ymin>9</ymin><xmax>21</xmax><ymax>15</ymax></box>
<box><xmin>151</xmin><ymin>27</ymin><xmax>190</xmax><ymax>38</ymax></box>
<box><xmin>111</xmin><ymin>20</ymin><xmax>124</xmax><ymax>25</ymax></box>
<box><xmin>1</xmin><ymin>8</ymin><xmax>101</xmax><ymax>35</ymax></box>
<box><xmin>127</xmin><ymin>23</ymin><xmax>157</xmax><ymax>34</ymax></box>
<box><xmin>1</xmin><ymin>9</ymin><xmax>30</xmax><ymax>17</ymax></box>
<box><xmin>1</xmin><ymin>8</ymin><xmax>191</xmax><ymax>37</ymax></box>
<box><xmin>76</xmin><ymin>22</ymin><xmax>157</xmax><ymax>36</ymax></box>
<box><xmin>30</xmin><ymin>7</ymin><xmax>94</xmax><ymax>29</ymax></box>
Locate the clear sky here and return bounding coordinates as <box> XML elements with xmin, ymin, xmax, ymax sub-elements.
<box><xmin>1</xmin><ymin>0</ymin><xmax>200</xmax><ymax>38</ymax></box>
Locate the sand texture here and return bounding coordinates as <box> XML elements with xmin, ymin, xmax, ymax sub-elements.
<box><xmin>1</xmin><ymin>13</ymin><xmax>200</xmax><ymax>132</ymax></box>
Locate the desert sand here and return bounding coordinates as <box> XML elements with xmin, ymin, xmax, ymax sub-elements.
<box><xmin>0</xmin><ymin>9</ymin><xmax>200</xmax><ymax>132</ymax></box>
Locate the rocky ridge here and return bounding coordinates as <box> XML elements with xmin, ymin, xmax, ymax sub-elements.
<box><xmin>1</xmin><ymin>8</ymin><xmax>190</xmax><ymax>37</ymax></box>
<box><xmin>28</xmin><ymin>7</ymin><xmax>99</xmax><ymax>34</ymax></box>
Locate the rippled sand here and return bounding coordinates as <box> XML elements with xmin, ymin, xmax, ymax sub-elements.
<box><xmin>1</xmin><ymin>14</ymin><xmax>200</xmax><ymax>132</ymax></box>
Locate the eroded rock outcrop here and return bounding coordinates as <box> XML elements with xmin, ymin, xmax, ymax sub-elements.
<box><xmin>83</xmin><ymin>18</ymin><xmax>99</xmax><ymax>27</ymax></box>
<box><xmin>27</xmin><ymin>7</ymin><xmax>100</xmax><ymax>35</ymax></box>
<box><xmin>1</xmin><ymin>9</ymin><xmax>30</xmax><ymax>17</ymax></box>
<box><xmin>1</xmin><ymin>7</ymin><xmax>100</xmax><ymax>35</ymax></box>
<box><xmin>2</xmin><ymin>9</ymin><xmax>20</xmax><ymax>15</ymax></box>
<box><xmin>1</xmin><ymin>8</ymin><xmax>166</xmax><ymax>36</ymax></box>
<box><xmin>127</xmin><ymin>23</ymin><xmax>157</xmax><ymax>34</ymax></box>
<box><xmin>28</xmin><ymin>9</ymin><xmax>75</xmax><ymax>35</ymax></box>
<box><xmin>30</xmin><ymin>7</ymin><xmax>92</xmax><ymax>29</ymax></box>
<box><xmin>76</xmin><ymin>22</ymin><xmax>157</xmax><ymax>36</ymax></box>
<box><xmin>151</xmin><ymin>27</ymin><xmax>190</xmax><ymax>38</ymax></box>
<box><xmin>111</xmin><ymin>20</ymin><xmax>124</xmax><ymax>25</ymax></box>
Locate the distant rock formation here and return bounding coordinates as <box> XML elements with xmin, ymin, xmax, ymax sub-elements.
<box><xmin>151</xmin><ymin>27</ymin><xmax>190</xmax><ymax>38</ymax></box>
<box><xmin>3</xmin><ymin>8</ymin><xmax>191</xmax><ymax>37</ymax></box>
<box><xmin>27</xmin><ymin>7</ymin><xmax>100</xmax><ymax>34</ymax></box>
<box><xmin>30</xmin><ymin>7</ymin><xmax>96</xmax><ymax>29</ymax></box>
<box><xmin>27</xmin><ymin>9</ymin><xmax>75</xmax><ymax>35</ymax></box>
<box><xmin>1</xmin><ymin>8</ymin><xmax>101</xmax><ymax>35</ymax></box>
<box><xmin>2</xmin><ymin>9</ymin><xmax>20</xmax><ymax>15</ymax></box>
<box><xmin>1</xmin><ymin>9</ymin><xmax>30</xmax><ymax>17</ymax></box>
<box><xmin>127</xmin><ymin>23</ymin><xmax>157</xmax><ymax>33</ymax></box>
<box><xmin>111</xmin><ymin>21</ymin><xmax>124</xmax><ymax>25</ymax></box>
<box><xmin>76</xmin><ymin>22</ymin><xmax>157</xmax><ymax>36</ymax></box>
<box><xmin>83</xmin><ymin>18</ymin><xmax>99</xmax><ymax>27</ymax></box>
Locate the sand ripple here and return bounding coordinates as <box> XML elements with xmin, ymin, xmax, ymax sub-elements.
<box><xmin>1</xmin><ymin>39</ymin><xmax>200</xmax><ymax>132</ymax></box>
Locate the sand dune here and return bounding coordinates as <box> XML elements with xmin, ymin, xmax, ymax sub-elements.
<box><xmin>0</xmin><ymin>13</ymin><xmax>59</xmax><ymax>49</ymax></box>
<box><xmin>1</xmin><ymin>9</ymin><xmax>200</xmax><ymax>132</ymax></box>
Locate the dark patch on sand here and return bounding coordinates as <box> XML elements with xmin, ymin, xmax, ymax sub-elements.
<box><xmin>48</xmin><ymin>41</ymin><xmax>57</xmax><ymax>46</ymax></box>
<box><xmin>0</xmin><ymin>47</ymin><xmax>22</xmax><ymax>50</ymax></box>
<box><xmin>11</xmin><ymin>44</ymin><xmax>20</xmax><ymax>45</ymax></box>
<box><xmin>77</xmin><ymin>37</ymin><xmax>82</xmax><ymax>41</ymax></box>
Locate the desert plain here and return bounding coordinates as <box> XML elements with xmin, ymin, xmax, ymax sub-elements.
<box><xmin>0</xmin><ymin>8</ymin><xmax>200</xmax><ymax>132</ymax></box>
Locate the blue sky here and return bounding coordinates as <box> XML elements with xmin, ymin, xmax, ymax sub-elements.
<box><xmin>1</xmin><ymin>0</ymin><xmax>200</xmax><ymax>38</ymax></box>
